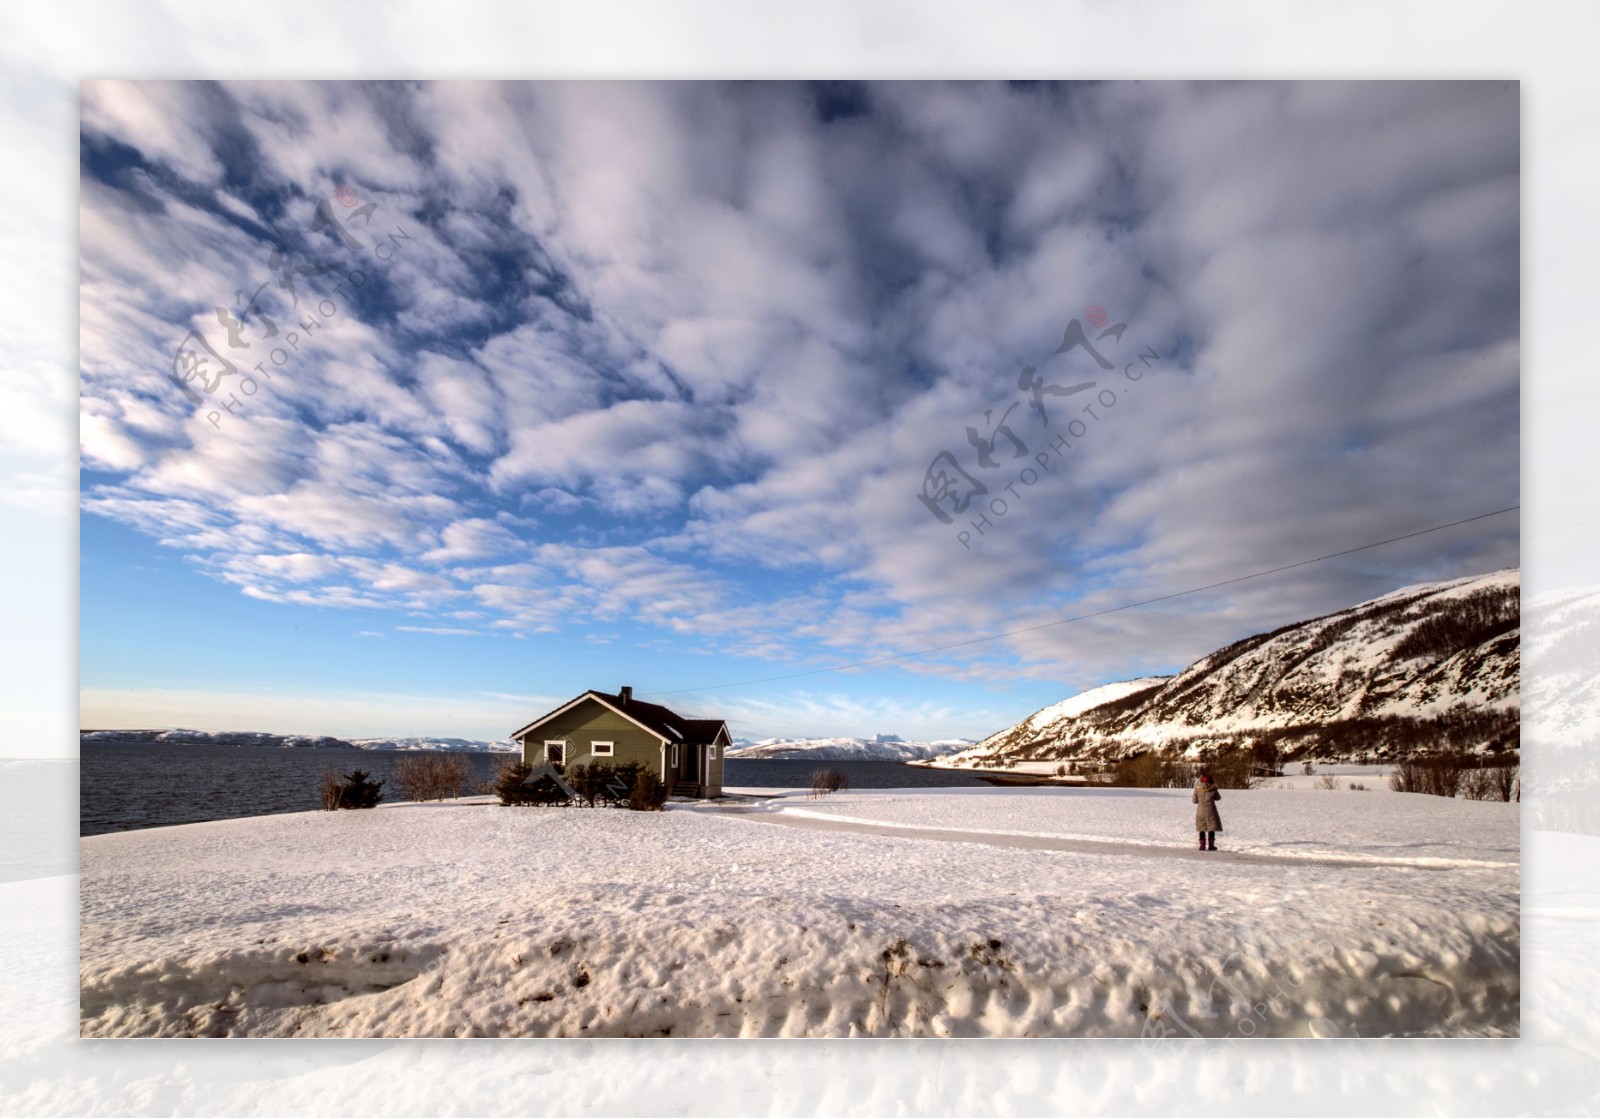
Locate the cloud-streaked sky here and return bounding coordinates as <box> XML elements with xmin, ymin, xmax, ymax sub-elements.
<box><xmin>78</xmin><ymin>80</ymin><xmax>1519</xmax><ymax>741</ymax></box>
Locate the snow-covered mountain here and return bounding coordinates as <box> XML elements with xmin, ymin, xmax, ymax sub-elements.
<box><xmin>943</xmin><ymin>569</ymin><xmax>1520</xmax><ymax>768</ymax></box>
<box><xmin>727</xmin><ymin>735</ymin><xmax>973</xmax><ymax>761</ymax></box>
<box><xmin>79</xmin><ymin>728</ymin><xmax>517</xmax><ymax>752</ymax></box>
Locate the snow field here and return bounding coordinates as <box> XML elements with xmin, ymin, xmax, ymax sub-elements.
<box><xmin>771</xmin><ymin>783</ymin><xmax>1518</xmax><ymax>867</ymax></box>
<box><xmin>79</xmin><ymin>789</ymin><xmax>1518</xmax><ymax>1038</ymax></box>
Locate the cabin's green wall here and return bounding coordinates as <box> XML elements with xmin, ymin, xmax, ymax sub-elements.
<box><xmin>519</xmin><ymin>698</ymin><xmax>664</xmax><ymax>773</ymax></box>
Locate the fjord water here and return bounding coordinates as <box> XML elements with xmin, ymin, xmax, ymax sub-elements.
<box><xmin>79</xmin><ymin>740</ymin><xmax>985</xmax><ymax>835</ymax></box>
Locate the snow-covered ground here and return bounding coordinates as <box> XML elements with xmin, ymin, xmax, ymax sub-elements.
<box><xmin>78</xmin><ymin>783</ymin><xmax>1517</xmax><ymax>1038</ymax></box>
<box><xmin>771</xmin><ymin>784</ymin><xmax>1515</xmax><ymax>868</ymax></box>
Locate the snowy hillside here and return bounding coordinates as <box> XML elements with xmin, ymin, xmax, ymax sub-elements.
<box><xmin>79</xmin><ymin>729</ymin><xmax>516</xmax><ymax>753</ymax></box>
<box><xmin>727</xmin><ymin>735</ymin><xmax>973</xmax><ymax>761</ymax></box>
<box><xmin>943</xmin><ymin>569</ymin><xmax>1519</xmax><ymax>768</ymax></box>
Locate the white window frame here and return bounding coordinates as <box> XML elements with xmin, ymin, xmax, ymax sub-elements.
<box><xmin>671</xmin><ymin>744</ymin><xmax>680</xmax><ymax>768</ymax></box>
<box><xmin>544</xmin><ymin>740</ymin><xmax>566</xmax><ymax>766</ymax></box>
<box><xmin>707</xmin><ymin>744</ymin><xmax>718</xmax><ymax>761</ymax></box>
<box><xmin>592</xmin><ymin>740</ymin><xmax>614</xmax><ymax>757</ymax></box>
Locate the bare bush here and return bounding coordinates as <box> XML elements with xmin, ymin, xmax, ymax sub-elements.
<box><xmin>1422</xmin><ymin>753</ymin><xmax>1465</xmax><ymax>798</ymax></box>
<box><xmin>1460</xmin><ymin>766</ymin><xmax>1493</xmax><ymax>801</ymax></box>
<box><xmin>1389</xmin><ymin>751</ymin><xmax>1487</xmax><ymax>798</ymax></box>
<box><xmin>1493</xmin><ymin>764</ymin><xmax>1519</xmax><ymax>803</ymax></box>
<box><xmin>1206</xmin><ymin>748</ymin><xmax>1263</xmax><ymax>790</ymax></box>
<box><xmin>393</xmin><ymin>753</ymin><xmax>473</xmax><ymax>802</ymax></box>
<box><xmin>1348</xmin><ymin>781</ymin><xmax>1367</xmax><ymax>791</ymax></box>
<box><xmin>810</xmin><ymin>768</ymin><xmax>849</xmax><ymax>798</ymax></box>
<box><xmin>319</xmin><ymin>767</ymin><xmax>342</xmax><ymax>811</ymax></box>
<box><xmin>481</xmin><ymin>753</ymin><xmax>521</xmax><ymax>796</ymax></box>
<box><xmin>1110</xmin><ymin>753</ymin><xmax>1180</xmax><ymax>788</ymax></box>
<box><xmin>1388</xmin><ymin>760</ymin><xmax>1417</xmax><ymax>793</ymax></box>
<box><xmin>1316</xmin><ymin>773</ymin><xmax>1340</xmax><ymax>790</ymax></box>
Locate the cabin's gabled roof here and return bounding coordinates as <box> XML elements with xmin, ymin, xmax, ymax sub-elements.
<box><xmin>512</xmin><ymin>689</ymin><xmax>729</xmax><ymax>745</ymax></box>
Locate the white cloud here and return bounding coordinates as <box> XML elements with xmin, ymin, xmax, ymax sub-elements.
<box><xmin>78</xmin><ymin>81</ymin><xmax>1520</xmax><ymax>690</ymax></box>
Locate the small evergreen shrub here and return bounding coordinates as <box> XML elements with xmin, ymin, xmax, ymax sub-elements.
<box><xmin>320</xmin><ymin>768</ymin><xmax>384</xmax><ymax>810</ymax></box>
<box><xmin>566</xmin><ymin>762</ymin><xmax>608</xmax><ymax>807</ymax></box>
<box><xmin>628</xmin><ymin>770</ymin><xmax>668</xmax><ymax>811</ymax></box>
<box><xmin>494</xmin><ymin>761</ymin><xmax>535</xmax><ymax>806</ymax></box>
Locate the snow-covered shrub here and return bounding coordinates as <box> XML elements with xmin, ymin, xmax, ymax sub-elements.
<box><xmin>628</xmin><ymin>771</ymin><xmax>668</xmax><ymax>811</ymax></box>
<box><xmin>393</xmin><ymin>754</ymin><xmax>472</xmax><ymax>802</ymax></box>
<box><xmin>320</xmin><ymin>768</ymin><xmax>384</xmax><ymax>810</ymax></box>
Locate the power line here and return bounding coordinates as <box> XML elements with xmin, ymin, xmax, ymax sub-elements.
<box><xmin>643</xmin><ymin>504</ymin><xmax>1520</xmax><ymax>699</ymax></box>
<box><xmin>1528</xmin><ymin>512</ymin><xmax>1600</xmax><ymax>539</ymax></box>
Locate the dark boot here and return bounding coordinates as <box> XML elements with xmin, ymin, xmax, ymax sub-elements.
<box><xmin>1207</xmin><ymin>832</ymin><xmax>1218</xmax><ymax>851</ymax></box>
<box><xmin>1198</xmin><ymin>834</ymin><xmax>1207</xmax><ymax>850</ymax></box>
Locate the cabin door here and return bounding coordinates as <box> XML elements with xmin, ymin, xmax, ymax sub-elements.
<box><xmin>682</xmin><ymin>743</ymin><xmax>700</xmax><ymax>784</ymax></box>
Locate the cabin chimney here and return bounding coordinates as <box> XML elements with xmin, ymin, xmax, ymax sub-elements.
<box><xmin>619</xmin><ymin>685</ymin><xmax>633</xmax><ymax>704</ymax></box>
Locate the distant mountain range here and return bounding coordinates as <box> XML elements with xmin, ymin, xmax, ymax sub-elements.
<box><xmin>78</xmin><ymin>727</ymin><xmax>974</xmax><ymax>762</ymax></box>
<box><xmin>726</xmin><ymin>734</ymin><xmax>973</xmax><ymax>761</ymax></box>
<box><xmin>940</xmin><ymin>568</ymin><xmax>1519</xmax><ymax>769</ymax></box>
<box><xmin>79</xmin><ymin>729</ymin><xmax>517</xmax><ymax>752</ymax></box>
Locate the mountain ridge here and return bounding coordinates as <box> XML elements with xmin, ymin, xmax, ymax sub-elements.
<box><xmin>942</xmin><ymin>568</ymin><xmax>1519</xmax><ymax>768</ymax></box>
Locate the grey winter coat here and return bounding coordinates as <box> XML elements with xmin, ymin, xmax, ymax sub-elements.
<box><xmin>1192</xmin><ymin>782</ymin><xmax>1222</xmax><ymax>832</ymax></box>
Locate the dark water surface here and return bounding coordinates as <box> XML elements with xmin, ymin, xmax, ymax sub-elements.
<box><xmin>78</xmin><ymin>741</ymin><xmax>984</xmax><ymax>836</ymax></box>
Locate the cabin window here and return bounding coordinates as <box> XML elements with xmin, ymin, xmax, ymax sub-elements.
<box><xmin>544</xmin><ymin>740</ymin><xmax>566</xmax><ymax>766</ymax></box>
<box><xmin>592</xmin><ymin>740</ymin><xmax>614</xmax><ymax>757</ymax></box>
<box><xmin>708</xmin><ymin>745</ymin><xmax>718</xmax><ymax>761</ymax></box>
<box><xmin>671</xmin><ymin>744</ymin><xmax>680</xmax><ymax>767</ymax></box>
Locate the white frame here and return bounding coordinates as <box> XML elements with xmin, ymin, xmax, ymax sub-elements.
<box><xmin>544</xmin><ymin>739</ymin><xmax>566</xmax><ymax>766</ymax></box>
<box><xmin>671</xmin><ymin>744</ymin><xmax>680</xmax><ymax>767</ymax></box>
<box><xmin>592</xmin><ymin>740</ymin><xmax>614</xmax><ymax>757</ymax></box>
<box><xmin>708</xmin><ymin>744</ymin><xmax>718</xmax><ymax>761</ymax></box>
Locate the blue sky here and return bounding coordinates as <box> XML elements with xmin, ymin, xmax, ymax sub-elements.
<box><xmin>77</xmin><ymin>80</ymin><xmax>1520</xmax><ymax>742</ymax></box>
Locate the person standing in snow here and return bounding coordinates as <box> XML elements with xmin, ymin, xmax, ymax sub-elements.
<box><xmin>1193</xmin><ymin>773</ymin><xmax>1222</xmax><ymax>851</ymax></box>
